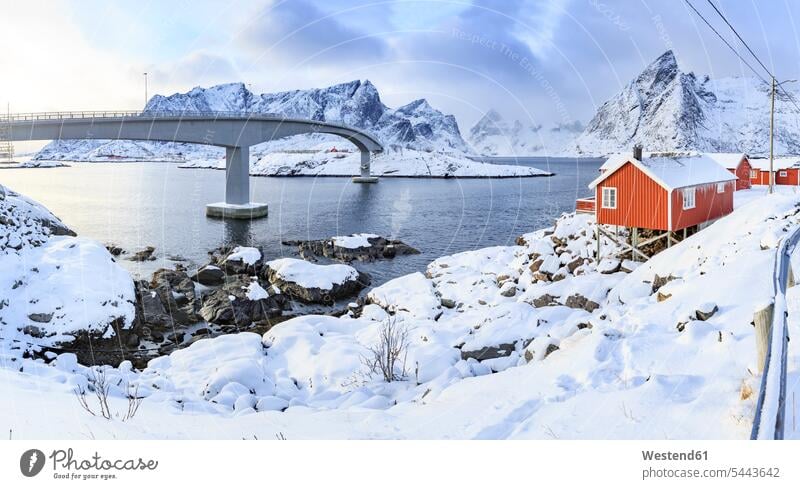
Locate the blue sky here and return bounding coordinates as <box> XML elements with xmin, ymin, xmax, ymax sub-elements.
<box><xmin>4</xmin><ymin>0</ymin><xmax>800</xmax><ymax>135</ymax></box>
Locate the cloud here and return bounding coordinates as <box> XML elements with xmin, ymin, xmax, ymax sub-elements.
<box><xmin>240</xmin><ymin>0</ymin><xmax>389</xmax><ymax>67</ymax></box>
<box><xmin>151</xmin><ymin>51</ymin><xmax>240</xmax><ymax>89</ymax></box>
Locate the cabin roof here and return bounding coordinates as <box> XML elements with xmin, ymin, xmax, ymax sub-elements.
<box><xmin>590</xmin><ymin>154</ymin><xmax>736</xmax><ymax>191</ymax></box>
<box><xmin>748</xmin><ymin>156</ymin><xmax>800</xmax><ymax>171</ymax></box>
<box><xmin>705</xmin><ymin>152</ymin><xmax>748</xmax><ymax>168</ymax></box>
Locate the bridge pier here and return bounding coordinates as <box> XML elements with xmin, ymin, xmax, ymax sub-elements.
<box><xmin>206</xmin><ymin>146</ymin><xmax>269</xmax><ymax>219</ymax></box>
<box><xmin>352</xmin><ymin>151</ymin><xmax>378</xmax><ymax>183</ymax></box>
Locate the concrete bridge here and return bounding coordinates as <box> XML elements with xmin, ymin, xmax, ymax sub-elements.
<box><xmin>0</xmin><ymin>111</ymin><xmax>384</xmax><ymax>218</ymax></box>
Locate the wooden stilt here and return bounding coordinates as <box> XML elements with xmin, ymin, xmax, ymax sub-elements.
<box><xmin>596</xmin><ymin>223</ymin><xmax>601</xmax><ymax>260</ymax></box>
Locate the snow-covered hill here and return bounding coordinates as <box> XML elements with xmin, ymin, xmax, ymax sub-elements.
<box><xmin>468</xmin><ymin>109</ymin><xmax>584</xmax><ymax>156</ymax></box>
<box><xmin>574</xmin><ymin>50</ymin><xmax>800</xmax><ymax>156</ymax></box>
<box><xmin>34</xmin><ymin>80</ymin><xmax>470</xmax><ymax>162</ymax></box>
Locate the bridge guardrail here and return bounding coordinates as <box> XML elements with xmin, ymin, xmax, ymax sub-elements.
<box><xmin>0</xmin><ymin>111</ymin><xmax>381</xmax><ymax>147</ymax></box>
<box><xmin>751</xmin><ymin>224</ymin><xmax>800</xmax><ymax>440</ymax></box>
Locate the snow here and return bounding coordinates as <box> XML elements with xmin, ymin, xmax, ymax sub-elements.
<box><xmin>4</xmin><ymin>186</ymin><xmax>800</xmax><ymax>439</ymax></box>
<box><xmin>591</xmin><ymin>153</ymin><xmax>736</xmax><ymax>190</ymax></box>
<box><xmin>179</xmin><ymin>148</ymin><xmax>553</xmax><ymax>178</ymax></box>
<box><xmin>225</xmin><ymin>246</ymin><xmax>261</xmax><ymax>266</ymax></box>
<box><xmin>0</xmin><ymin>187</ymin><xmax>136</xmax><ymax>344</ymax></box>
<box><xmin>331</xmin><ymin>233</ymin><xmax>378</xmax><ymax>249</ymax></box>
<box><xmin>705</xmin><ymin>152</ymin><xmax>747</xmax><ymax>169</ymax></box>
<box><xmin>246</xmin><ymin>280</ymin><xmax>269</xmax><ymax>301</ymax></box>
<box><xmin>265</xmin><ymin>258</ymin><xmax>359</xmax><ymax>290</ymax></box>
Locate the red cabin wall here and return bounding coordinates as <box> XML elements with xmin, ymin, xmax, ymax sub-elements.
<box><xmin>752</xmin><ymin>170</ymin><xmax>771</xmax><ymax>186</ymax></box>
<box><xmin>671</xmin><ymin>181</ymin><xmax>734</xmax><ymax>231</ymax></box>
<box><xmin>729</xmin><ymin>158</ymin><xmax>752</xmax><ymax>190</ymax></box>
<box><xmin>595</xmin><ymin>162</ymin><xmax>669</xmax><ymax>230</ymax></box>
<box><xmin>775</xmin><ymin>168</ymin><xmax>800</xmax><ymax>186</ymax></box>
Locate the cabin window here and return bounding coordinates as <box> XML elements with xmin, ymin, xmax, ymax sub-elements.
<box><xmin>750</xmin><ymin>170</ymin><xmax>758</xmax><ymax>178</ymax></box>
<box><xmin>682</xmin><ymin>187</ymin><xmax>696</xmax><ymax>210</ymax></box>
<box><xmin>780</xmin><ymin>170</ymin><xmax>788</xmax><ymax>177</ymax></box>
<box><xmin>601</xmin><ymin>187</ymin><xmax>617</xmax><ymax>209</ymax></box>
<box><xmin>716</xmin><ymin>182</ymin><xmax>726</xmax><ymax>193</ymax></box>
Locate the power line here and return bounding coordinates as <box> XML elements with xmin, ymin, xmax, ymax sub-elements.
<box><xmin>701</xmin><ymin>0</ymin><xmax>800</xmax><ymax>113</ymax></box>
<box><xmin>682</xmin><ymin>0</ymin><xmax>770</xmax><ymax>85</ymax></box>
<box><xmin>705</xmin><ymin>0</ymin><xmax>776</xmax><ymax>78</ymax></box>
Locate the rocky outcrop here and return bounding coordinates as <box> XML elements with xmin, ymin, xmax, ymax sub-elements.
<box><xmin>199</xmin><ymin>275</ymin><xmax>285</xmax><ymax>326</ymax></box>
<box><xmin>283</xmin><ymin>234</ymin><xmax>419</xmax><ymax>262</ymax></box>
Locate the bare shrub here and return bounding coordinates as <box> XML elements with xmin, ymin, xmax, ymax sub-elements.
<box><xmin>74</xmin><ymin>367</ymin><xmax>142</xmax><ymax>421</ymax></box>
<box><xmin>362</xmin><ymin>317</ymin><xmax>409</xmax><ymax>382</ymax></box>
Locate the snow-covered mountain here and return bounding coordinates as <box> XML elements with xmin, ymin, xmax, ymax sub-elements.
<box><xmin>574</xmin><ymin>50</ymin><xmax>800</xmax><ymax>155</ymax></box>
<box><xmin>468</xmin><ymin>109</ymin><xmax>583</xmax><ymax>156</ymax></box>
<box><xmin>35</xmin><ymin>81</ymin><xmax>469</xmax><ymax>161</ymax></box>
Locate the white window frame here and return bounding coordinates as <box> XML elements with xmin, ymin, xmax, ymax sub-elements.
<box><xmin>682</xmin><ymin>187</ymin><xmax>696</xmax><ymax>210</ymax></box>
<box><xmin>780</xmin><ymin>170</ymin><xmax>788</xmax><ymax>177</ymax></box>
<box><xmin>716</xmin><ymin>182</ymin><xmax>726</xmax><ymax>193</ymax></box>
<box><xmin>601</xmin><ymin>187</ymin><xmax>617</xmax><ymax>209</ymax></box>
<box><xmin>750</xmin><ymin>169</ymin><xmax>758</xmax><ymax>178</ymax></box>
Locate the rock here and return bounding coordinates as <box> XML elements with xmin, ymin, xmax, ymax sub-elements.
<box><xmin>529</xmin><ymin>258</ymin><xmax>544</xmax><ymax>273</ymax></box>
<box><xmin>564</xmin><ymin>293</ymin><xmax>600</xmax><ymax>312</ymax></box>
<box><xmin>651</xmin><ymin>274</ymin><xmax>676</xmax><ymax>293</ymax></box>
<box><xmin>524</xmin><ymin>349</ymin><xmax>534</xmax><ymax>362</ymax></box>
<box><xmin>657</xmin><ymin>291</ymin><xmax>672</xmax><ymax>302</ymax></box>
<box><xmin>676</xmin><ymin>321</ymin><xmax>688</xmax><ymax>332</ymax></box>
<box><xmin>567</xmin><ymin>257</ymin><xmax>583</xmax><ymax>273</ymax></box>
<box><xmin>532</xmin><ymin>271</ymin><xmax>551</xmax><ymax>282</ymax></box>
<box><xmin>28</xmin><ymin>312</ymin><xmax>53</xmax><ymax>323</ymax></box>
<box><xmin>263</xmin><ymin>259</ymin><xmax>370</xmax><ymax>305</ymax></box>
<box><xmin>199</xmin><ymin>275</ymin><xmax>285</xmax><ymax>326</ymax></box>
<box><xmin>283</xmin><ymin>234</ymin><xmax>419</xmax><ymax>262</ymax></box>
<box><xmin>576</xmin><ymin>321</ymin><xmax>593</xmax><ymax>330</ymax></box>
<box><xmin>192</xmin><ymin>265</ymin><xmax>226</xmax><ymax>286</ymax></box>
<box><xmin>21</xmin><ymin>325</ymin><xmax>44</xmax><ymax>337</ymax></box>
<box><xmin>543</xmin><ymin>343</ymin><xmax>560</xmax><ymax>359</ymax></box>
<box><xmin>499</xmin><ymin>282</ymin><xmax>517</xmax><ymax>297</ymax></box>
<box><xmin>496</xmin><ymin>274</ymin><xmax>513</xmax><ymax>286</ymax></box>
<box><xmin>531</xmin><ymin>293</ymin><xmax>558</xmax><ymax>308</ymax></box>
<box><xmin>440</xmin><ymin>298</ymin><xmax>456</xmax><ymax>309</ymax></box>
<box><xmin>149</xmin><ymin>268</ymin><xmax>201</xmax><ymax>324</ymax></box>
<box><xmin>620</xmin><ymin>260</ymin><xmax>639</xmax><ymax>273</ymax></box>
<box><xmin>695</xmin><ymin>303</ymin><xmax>718</xmax><ymax>321</ymax></box>
<box><xmin>219</xmin><ymin>246</ymin><xmax>263</xmax><ymax>275</ymax></box>
<box><xmin>129</xmin><ymin>246</ymin><xmax>156</xmax><ymax>262</ymax></box>
<box><xmin>105</xmin><ymin>244</ymin><xmax>125</xmax><ymax>256</ymax></box>
<box><xmin>597</xmin><ymin>258</ymin><xmax>621</xmax><ymax>274</ymax></box>
<box><xmin>461</xmin><ymin>338</ymin><xmax>533</xmax><ymax>361</ymax></box>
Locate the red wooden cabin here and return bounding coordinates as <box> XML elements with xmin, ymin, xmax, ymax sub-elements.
<box><xmin>588</xmin><ymin>153</ymin><xmax>736</xmax><ymax>232</ymax></box>
<box><xmin>706</xmin><ymin>153</ymin><xmax>752</xmax><ymax>190</ymax></box>
<box><xmin>748</xmin><ymin>157</ymin><xmax>800</xmax><ymax>186</ymax></box>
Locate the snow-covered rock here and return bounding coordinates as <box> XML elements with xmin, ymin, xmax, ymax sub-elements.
<box><xmin>0</xmin><ymin>186</ymin><xmax>136</xmax><ymax>355</ymax></box>
<box><xmin>263</xmin><ymin>258</ymin><xmax>368</xmax><ymax>304</ymax></box>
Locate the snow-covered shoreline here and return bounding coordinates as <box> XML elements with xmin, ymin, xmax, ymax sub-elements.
<box><xmin>2</xmin><ymin>184</ymin><xmax>798</xmax><ymax>439</ymax></box>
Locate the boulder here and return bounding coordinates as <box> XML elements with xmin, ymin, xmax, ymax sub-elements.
<box><xmin>695</xmin><ymin>303</ymin><xmax>719</xmax><ymax>321</ymax></box>
<box><xmin>564</xmin><ymin>293</ymin><xmax>600</xmax><ymax>312</ymax></box>
<box><xmin>597</xmin><ymin>258</ymin><xmax>621</xmax><ymax>274</ymax></box>
<box><xmin>531</xmin><ymin>293</ymin><xmax>558</xmax><ymax>308</ymax></box>
<box><xmin>651</xmin><ymin>274</ymin><xmax>677</xmax><ymax>293</ymax></box>
<box><xmin>499</xmin><ymin>282</ymin><xmax>517</xmax><ymax>297</ymax></box>
<box><xmin>129</xmin><ymin>246</ymin><xmax>156</xmax><ymax>262</ymax></box>
<box><xmin>192</xmin><ymin>265</ymin><xmax>226</xmax><ymax>286</ymax></box>
<box><xmin>200</xmin><ymin>275</ymin><xmax>285</xmax><ymax>326</ymax></box>
<box><xmin>263</xmin><ymin>258</ymin><xmax>369</xmax><ymax>304</ymax></box>
<box><xmin>219</xmin><ymin>246</ymin><xmax>263</xmax><ymax>275</ymax></box>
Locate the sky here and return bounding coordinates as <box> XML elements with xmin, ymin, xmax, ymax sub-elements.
<box><xmin>4</xmin><ymin>0</ymin><xmax>800</xmax><ymax>152</ymax></box>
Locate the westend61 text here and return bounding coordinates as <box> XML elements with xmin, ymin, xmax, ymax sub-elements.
<box><xmin>642</xmin><ymin>450</ymin><xmax>708</xmax><ymax>461</ymax></box>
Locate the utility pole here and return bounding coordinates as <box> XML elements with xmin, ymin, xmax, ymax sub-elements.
<box><xmin>143</xmin><ymin>72</ymin><xmax>149</xmax><ymax>109</ymax></box>
<box><xmin>770</xmin><ymin>76</ymin><xmax>776</xmax><ymax>194</ymax></box>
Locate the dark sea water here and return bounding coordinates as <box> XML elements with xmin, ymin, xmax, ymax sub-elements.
<box><xmin>0</xmin><ymin>157</ymin><xmax>602</xmax><ymax>284</ymax></box>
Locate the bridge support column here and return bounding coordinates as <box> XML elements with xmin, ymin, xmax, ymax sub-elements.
<box><xmin>352</xmin><ymin>151</ymin><xmax>378</xmax><ymax>183</ymax></box>
<box><xmin>206</xmin><ymin>146</ymin><xmax>269</xmax><ymax>219</ymax></box>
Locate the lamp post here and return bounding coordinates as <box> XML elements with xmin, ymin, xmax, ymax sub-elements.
<box><xmin>143</xmin><ymin>72</ymin><xmax>149</xmax><ymax>109</ymax></box>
